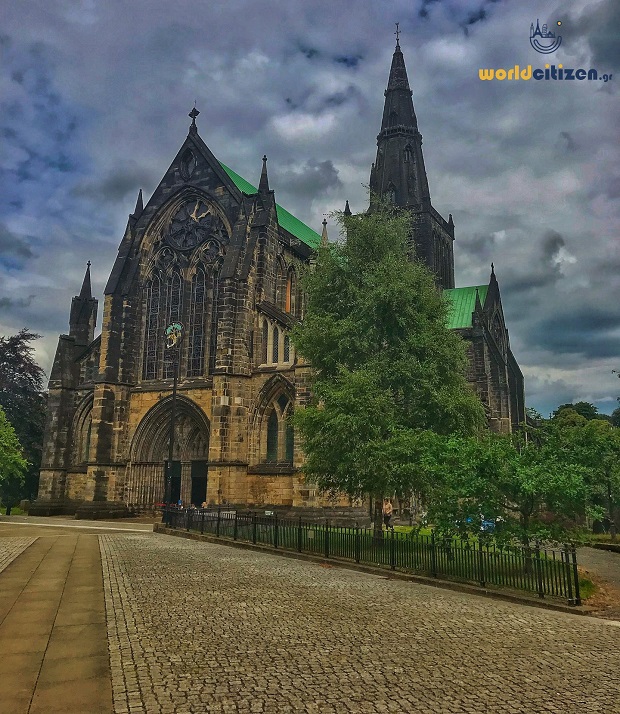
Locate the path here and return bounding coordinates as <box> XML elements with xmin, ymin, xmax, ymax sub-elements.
<box><xmin>2</xmin><ymin>518</ymin><xmax>619</xmax><ymax>713</ymax></box>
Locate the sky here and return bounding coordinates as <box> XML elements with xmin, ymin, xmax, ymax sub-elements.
<box><xmin>1</xmin><ymin>0</ymin><xmax>618</xmax><ymax>419</ymax></box>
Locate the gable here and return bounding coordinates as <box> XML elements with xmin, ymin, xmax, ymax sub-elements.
<box><xmin>443</xmin><ymin>285</ymin><xmax>488</xmax><ymax>329</ymax></box>
<box><xmin>219</xmin><ymin>162</ymin><xmax>321</xmax><ymax>250</ymax></box>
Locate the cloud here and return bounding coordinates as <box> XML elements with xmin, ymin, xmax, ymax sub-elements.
<box><xmin>0</xmin><ymin>295</ymin><xmax>35</xmax><ymax>309</ymax></box>
<box><xmin>0</xmin><ymin>223</ymin><xmax>35</xmax><ymax>259</ymax></box>
<box><xmin>75</xmin><ymin>163</ymin><xmax>153</xmax><ymax>204</ymax></box>
<box><xmin>276</xmin><ymin>159</ymin><xmax>343</xmax><ymax>199</ymax></box>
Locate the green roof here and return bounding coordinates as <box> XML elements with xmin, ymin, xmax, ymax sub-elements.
<box><xmin>443</xmin><ymin>285</ymin><xmax>488</xmax><ymax>329</ymax></box>
<box><xmin>219</xmin><ymin>162</ymin><xmax>322</xmax><ymax>250</ymax></box>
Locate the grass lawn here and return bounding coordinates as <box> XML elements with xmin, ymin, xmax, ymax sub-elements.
<box><xmin>0</xmin><ymin>507</ymin><xmax>25</xmax><ymax>515</ymax></box>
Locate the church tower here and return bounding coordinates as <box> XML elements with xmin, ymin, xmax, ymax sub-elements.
<box><xmin>369</xmin><ymin>32</ymin><xmax>455</xmax><ymax>289</ymax></box>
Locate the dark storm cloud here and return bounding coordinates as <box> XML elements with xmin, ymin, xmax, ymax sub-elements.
<box><xmin>334</xmin><ymin>55</ymin><xmax>363</xmax><ymax>68</ymax></box>
<box><xmin>500</xmin><ymin>231</ymin><xmax>568</xmax><ymax>295</ymax></box>
<box><xmin>276</xmin><ymin>160</ymin><xmax>342</xmax><ymax>199</ymax></box>
<box><xmin>558</xmin><ymin>131</ymin><xmax>576</xmax><ymax>152</ymax></box>
<box><xmin>75</xmin><ymin>164</ymin><xmax>155</xmax><ymax>204</ymax></box>
<box><xmin>566</xmin><ymin>0</ymin><xmax>620</xmax><ymax>71</ymax></box>
<box><xmin>0</xmin><ymin>223</ymin><xmax>34</xmax><ymax>259</ymax></box>
<box><xmin>529</xmin><ymin>307</ymin><xmax>620</xmax><ymax>359</ymax></box>
<box><xmin>419</xmin><ymin>0</ymin><xmax>442</xmax><ymax>19</ymax></box>
<box><xmin>458</xmin><ymin>231</ymin><xmax>497</xmax><ymax>260</ymax></box>
<box><xmin>0</xmin><ymin>295</ymin><xmax>35</xmax><ymax>309</ymax></box>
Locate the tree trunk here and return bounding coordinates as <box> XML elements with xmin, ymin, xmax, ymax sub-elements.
<box><xmin>373</xmin><ymin>496</ymin><xmax>384</xmax><ymax>541</ymax></box>
<box><xmin>607</xmin><ymin>481</ymin><xmax>617</xmax><ymax>542</ymax></box>
<box><xmin>520</xmin><ymin>512</ymin><xmax>533</xmax><ymax>575</ymax></box>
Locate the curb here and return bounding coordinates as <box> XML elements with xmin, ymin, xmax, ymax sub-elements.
<box><xmin>154</xmin><ymin>524</ymin><xmax>595</xmax><ymax>617</ymax></box>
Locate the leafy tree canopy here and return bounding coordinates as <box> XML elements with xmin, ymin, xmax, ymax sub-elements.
<box><xmin>552</xmin><ymin>401</ymin><xmax>610</xmax><ymax>422</ymax></box>
<box><xmin>0</xmin><ymin>405</ymin><xmax>27</xmax><ymax>510</ymax></box>
<box><xmin>291</xmin><ymin>203</ymin><xmax>486</xmax><ymax>510</ymax></box>
<box><xmin>0</xmin><ymin>329</ymin><xmax>46</xmax><ymax>501</ymax></box>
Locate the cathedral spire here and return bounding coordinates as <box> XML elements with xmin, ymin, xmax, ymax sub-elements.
<box><xmin>320</xmin><ymin>218</ymin><xmax>329</xmax><ymax>248</ymax></box>
<box><xmin>79</xmin><ymin>261</ymin><xmax>92</xmax><ymax>299</ymax></box>
<box><xmin>132</xmin><ymin>189</ymin><xmax>143</xmax><ymax>217</ymax></box>
<box><xmin>369</xmin><ymin>33</ymin><xmax>429</xmax><ymax>210</ymax></box>
<box><xmin>258</xmin><ymin>154</ymin><xmax>270</xmax><ymax>193</ymax></box>
<box><xmin>70</xmin><ymin>261</ymin><xmax>97</xmax><ymax>345</ymax></box>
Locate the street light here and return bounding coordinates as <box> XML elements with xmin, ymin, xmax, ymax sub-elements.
<box><xmin>163</xmin><ymin>322</ymin><xmax>183</xmax><ymax>525</ymax></box>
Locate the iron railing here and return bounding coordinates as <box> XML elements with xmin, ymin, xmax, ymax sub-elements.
<box><xmin>162</xmin><ymin>507</ymin><xmax>581</xmax><ymax>605</ymax></box>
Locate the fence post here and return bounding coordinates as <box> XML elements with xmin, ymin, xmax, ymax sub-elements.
<box><xmin>355</xmin><ymin>524</ymin><xmax>361</xmax><ymax>564</ymax></box>
<box><xmin>390</xmin><ymin>528</ymin><xmax>396</xmax><ymax>570</ymax></box>
<box><xmin>571</xmin><ymin>545</ymin><xmax>581</xmax><ymax>606</ymax></box>
<box><xmin>297</xmin><ymin>515</ymin><xmax>302</xmax><ymax>553</ymax></box>
<box><xmin>274</xmin><ymin>513</ymin><xmax>279</xmax><ymax>549</ymax></box>
<box><xmin>233</xmin><ymin>510</ymin><xmax>238</xmax><ymax>541</ymax></box>
<box><xmin>430</xmin><ymin>530</ymin><xmax>437</xmax><ymax>578</ymax></box>
<box><xmin>252</xmin><ymin>512</ymin><xmax>257</xmax><ymax>545</ymax></box>
<box><xmin>534</xmin><ymin>542</ymin><xmax>544</xmax><ymax>598</ymax></box>
<box><xmin>216</xmin><ymin>506</ymin><xmax>221</xmax><ymax>537</ymax></box>
<box><xmin>324</xmin><ymin>519</ymin><xmax>330</xmax><ymax>559</ymax></box>
<box><xmin>564</xmin><ymin>544</ymin><xmax>575</xmax><ymax>605</ymax></box>
<box><xmin>478</xmin><ymin>539</ymin><xmax>485</xmax><ymax>587</ymax></box>
<box><xmin>186</xmin><ymin>509</ymin><xmax>191</xmax><ymax>532</ymax></box>
<box><xmin>200</xmin><ymin>510</ymin><xmax>205</xmax><ymax>535</ymax></box>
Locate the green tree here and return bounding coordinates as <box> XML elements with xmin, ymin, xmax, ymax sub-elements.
<box><xmin>425</xmin><ymin>426</ymin><xmax>588</xmax><ymax>544</ymax></box>
<box><xmin>566</xmin><ymin>419</ymin><xmax>620</xmax><ymax>540</ymax></box>
<box><xmin>0</xmin><ymin>329</ymin><xmax>46</xmax><ymax>501</ymax></box>
<box><xmin>610</xmin><ymin>407</ymin><xmax>620</xmax><ymax>428</ymax></box>
<box><xmin>292</xmin><ymin>204</ymin><xmax>486</xmax><ymax>534</ymax></box>
<box><xmin>0</xmin><ymin>405</ymin><xmax>27</xmax><ymax>514</ymax></box>
<box><xmin>552</xmin><ymin>401</ymin><xmax>610</xmax><ymax>422</ymax></box>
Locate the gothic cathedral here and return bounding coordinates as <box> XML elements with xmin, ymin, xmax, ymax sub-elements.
<box><xmin>34</xmin><ymin>39</ymin><xmax>524</xmax><ymax>517</ymax></box>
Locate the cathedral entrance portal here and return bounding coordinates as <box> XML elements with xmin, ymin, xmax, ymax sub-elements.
<box><xmin>127</xmin><ymin>396</ymin><xmax>210</xmax><ymax>510</ymax></box>
<box><xmin>190</xmin><ymin>461</ymin><xmax>208</xmax><ymax>506</ymax></box>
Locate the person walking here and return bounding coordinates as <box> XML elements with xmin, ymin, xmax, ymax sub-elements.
<box><xmin>383</xmin><ymin>498</ymin><xmax>394</xmax><ymax>531</ymax></box>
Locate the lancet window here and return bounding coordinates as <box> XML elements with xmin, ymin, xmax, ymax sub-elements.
<box><xmin>263</xmin><ymin>393</ymin><xmax>294</xmax><ymax>464</ymax></box>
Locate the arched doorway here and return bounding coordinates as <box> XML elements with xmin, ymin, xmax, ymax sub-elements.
<box><xmin>126</xmin><ymin>396</ymin><xmax>210</xmax><ymax>509</ymax></box>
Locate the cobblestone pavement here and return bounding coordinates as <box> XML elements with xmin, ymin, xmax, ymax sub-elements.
<box><xmin>0</xmin><ymin>536</ymin><xmax>36</xmax><ymax>574</ymax></box>
<box><xmin>100</xmin><ymin>534</ymin><xmax>620</xmax><ymax>714</ymax></box>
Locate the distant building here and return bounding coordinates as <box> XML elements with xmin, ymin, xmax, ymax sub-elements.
<box><xmin>34</xmin><ymin>38</ymin><xmax>524</xmax><ymax>517</ymax></box>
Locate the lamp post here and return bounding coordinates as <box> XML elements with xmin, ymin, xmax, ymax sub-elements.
<box><xmin>163</xmin><ymin>322</ymin><xmax>183</xmax><ymax>524</ymax></box>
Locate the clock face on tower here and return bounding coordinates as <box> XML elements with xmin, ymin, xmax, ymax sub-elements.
<box><xmin>165</xmin><ymin>200</ymin><xmax>214</xmax><ymax>251</ymax></box>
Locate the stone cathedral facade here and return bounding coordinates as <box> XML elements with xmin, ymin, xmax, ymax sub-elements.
<box><xmin>33</xmin><ymin>39</ymin><xmax>524</xmax><ymax>518</ymax></box>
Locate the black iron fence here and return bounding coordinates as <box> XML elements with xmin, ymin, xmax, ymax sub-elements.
<box><xmin>162</xmin><ymin>508</ymin><xmax>581</xmax><ymax>605</ymax></box>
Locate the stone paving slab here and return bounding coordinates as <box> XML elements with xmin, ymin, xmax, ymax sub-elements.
<box><xmin>100</xmin><ymin>533</ymin><xmax>620</xmax><ymax>714</ymax></box>
<box><xmin>0</xmin><ymin>534</ymin><xmax>112</xmax><ymax>714</ymax></box>
<box><xmin>0</xmin><ymin>537</ymin><xmax>37</xmax><ymax>574</ymax></box>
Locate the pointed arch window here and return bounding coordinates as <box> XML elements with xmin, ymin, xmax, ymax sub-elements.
<box><xmin>83</xmin><ymin>417</ymin><xmax>92</xmax><ymax>463</ymax></box>
<box><xmin>163</xmin><ymin>272</ymin><xmax>183</xmax><ymax>378</ymax></box>
<box><xmin>389</xmin><ymin>111</ymin><xmax>398</xmax><ymax>127</ymax></box>
<box><xmin>143</xmin><ymin>275</ymin><xmax>162</xmax><ymax>380</ymax></box>
<box><xmin>285</xmin><ymin>269</ymin><xmax>297</xmax><ymax>313</ymax></box>
<box><xmin>188</xmin><ymin>268</ymin><xmax>207</xmax><ymax>377</ymax></box>
<box><xmin>266</xmin><ymin>410</ymin><xmax>279</xmax><ymax>462</ymax></box>
<box><xmin>404</xmin><ymin>145</ymin><xmax>413</xmax><ymax>163</ymax></box>
<box><xmin>387</xmin><ymin>184</ymin><xmax>397</xmax><ymax>204</ymax></box>
<box><xmin>261</xmin><ymin>320</ymin><xmax>269</xmax><ymax>364</ymax></box>
<box><xmin>283</xmin><ymin>334</ymin><xmax>290</xmax><ymax>363</ymax></box>
<box><xmin>208</xmin><ymin>270</ymin><xmax>220</xmax><ymax>374</ymax></box>
<box><xmin>261</xmin><ymin>394</ymin><xmax>294</xmax><ymax>465</ymax></box>
<box><xmin>272</xmin><ymin>327</ymin><xmax>279</xmax><ymax>363</ymax></box>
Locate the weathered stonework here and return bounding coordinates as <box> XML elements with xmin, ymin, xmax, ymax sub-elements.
<box><xmin>34</xmin><ymin>40</ymin><xmax>525</xmax><ymax>518</ymax></box>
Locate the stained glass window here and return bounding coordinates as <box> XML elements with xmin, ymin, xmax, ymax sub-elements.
<box><xmin>266</xmin><ymin>410</ymin><xmax>278</xmax><ymax>462</ymax></box>
<box><xmin>163</xmin><ymin>272</ymin><xmax>183</xmax><ymax>378</ymax></box>
<box><xmin>143</xmin><ymin>276</ymin><xmax>161</xmax><ymax>379</ymax></box>
<box><xmin>283</xmin><ymin>334</ymin><xmax>290</xmax><ymax>363</ymax></box>
<box><xmin>262</xmin><ymin>320</ymin><xmax>268</xmax><ymax>364</ymax></box>
<box><xmin>208</xmin><ymin>273</ymin><xmax>219</xmax><ymax>373</ymax></box>
<box><xmin>188</xmin><ymin>268</ymin><xmax>206</xmax><ymax>377</ymax></box>
<box><xmin>285</xmin><ymin>423</ymin><xmax>294</xmax><ymax>463</ymax></box>
<box><xmin>272</xmin><ymin>327</ymin><xmax>279</xmax><ymax>363</ymax></box>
